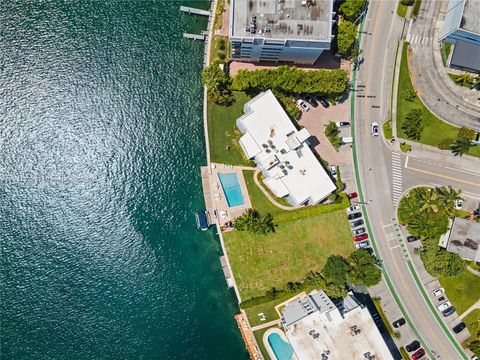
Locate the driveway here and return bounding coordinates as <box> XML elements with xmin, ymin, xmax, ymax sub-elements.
<box><xmin>299</xmin><ymin>99</ymin><xmax>356</xmax><ymax>192</ymax></box>
<box><xmin>406</xmin><ymin>1</ymin><xmax>480</xmax><ymax>129</ymax></box>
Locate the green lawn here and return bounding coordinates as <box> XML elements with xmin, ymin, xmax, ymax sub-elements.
<box><xmin>397</xmin><ymin>3</ymin><xmax>408</xmax><ymax>17</ymax></box>
<box><xmin>243</xmin><ymin>170</ymin><xmax>291</xmax><ymax>216</ymax></box>
<box><xmin>462</xmin><ymin>309</ymin><xmax>480</xmax><ymax>351</ymax></box>
<box><xmin>438</xmin><ymin>270</ymin><xmax>480</xmax><ymax>315</ymax></box>
<box><xmin>383</xmin><ymin>119</ymin><xmax>392</xmax><ymax>139</ymax></box>
<box><xmin>397</xmin><ymin>43</ymin><xmax>480</xmax><ymax>157</ymax></box>
<box><xmin>207</xmin><ymin>91</ymin><xmax>254</xmax><ymax>166</ymax></box>
<box><xmin>253</xmin><ymin>326</ymin><xmax>277</xmax><ymax>360</ymax></box>
<box><xmin>224</xmin><ymin>209</ymin><xmax>353</xmax><ymax>300</ymax></box>
<box><xmin>244</xmin><ymin>297</ymin><xmax>282</xmax><ymax>327</ymax></box>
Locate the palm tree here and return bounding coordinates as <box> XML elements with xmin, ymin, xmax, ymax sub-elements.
<box><xmin>418</xmin><ymin>188</ymin><xmax>442</xmax><ymax>214</ymax></box>
<box><xmin>454</xmin><ymin>72</ymin><xmax>474</xmax><ymax>87</ymax></box>
<box><xmin>450</xmin><ymin>137</ymin><xmax>471</xmax><ymax>156</ymax></box>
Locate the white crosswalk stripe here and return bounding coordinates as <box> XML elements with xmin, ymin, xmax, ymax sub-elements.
<box><xmin>407</xmin><ymin>33</ymin><xmax>432</xmax><ymax>46</ymax></box>
<box><xmin>392</xmin><ymin>153</ymin><xmax>403</xmax><ymax>206</ymax></box>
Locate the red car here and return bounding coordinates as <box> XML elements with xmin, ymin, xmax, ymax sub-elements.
<box><xmin>353</xmin><ymin>233</ymin><xmax>368</xmax><ymax>242</ymax></box>
<box><xmin>412</xmin><ymin>348</ymin><xmax>425</xmax><ymax>360</ymax></box>
<box><xmin>347</xmin><ymin>192</ymin><xmax>358</xmax><ymax>199</ymax></box>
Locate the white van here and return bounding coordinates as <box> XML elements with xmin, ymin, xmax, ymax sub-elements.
<box><xmin>342</xmin><ymin>136</ymin><xmax>353</xmax><ymax>144</ymax></box>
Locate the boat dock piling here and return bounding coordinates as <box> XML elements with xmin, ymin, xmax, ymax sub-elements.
<box><xmin>179</xmin><ymin>6</ymin><xmax>212</xmax><ymax>17</ymax></box>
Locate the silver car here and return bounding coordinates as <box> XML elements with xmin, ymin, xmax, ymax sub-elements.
<box><xmin>352</xmin><ymin>227</ymin><xmax>366</xmax><ymax>236</ymax></box>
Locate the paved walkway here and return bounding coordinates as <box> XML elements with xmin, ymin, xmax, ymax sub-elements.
<box><xmin>251</xmin><ymin>319</ymin><xmax>281</xmax><ymax>331</ymax></box>
<box><xmin>459</xmin><ymin>299</ymin><xmax>480</xmax><ymax>320</ymax></box>
<box><xmin>253</xmin><ymin>170</ymin><xmax>297</xmax><ymax>211</ymax></box>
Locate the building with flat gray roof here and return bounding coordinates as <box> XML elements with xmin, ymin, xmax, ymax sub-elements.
<box><xmin>229</xmin><ymin>0</ymin><xmax>335</xmax><ymax>64</ymax></box>
<box><xmin>440</xmin><ymin>217</ymin><xmax>480</xmax><ymax>262</ymax></box>
<box><xmin>280</xmin><ymin>290</ymin><xmax>392</xmax><ymax>359</ymax></box>
<box><xmin>439</xmin><ymin>0</ymin><xmax>480</xmax><ymax>72</ymax></box>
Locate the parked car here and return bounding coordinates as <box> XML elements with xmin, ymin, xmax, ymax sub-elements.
<box><xmin>296</xmin><ymin>99</ymin><xmax>310</xmax><ymax>112</ymax></box>
<box><xmin>455</xmin><ymin>198</ymin><xmax>464</xmax><ymax>210</ymax></box>
<box><xmin>318</xmin><ymin>96</ymin><xmax>329</xmax><ymax>108</ymax></box>
<box><xmin>371</xmin><ymin>122</ymin><xmax>379</xmax><ymax>136</ymax></box>
<box><xmin>347</xmin><ymin>212</ymin><xmax>362</xmax><ymax>220</ymax></box>
<box><xmin>452</xmin><ymin>322</ymin><xmax>466</xmax><ymax>334</ymax></box>
<box><xmin>329</xmin><ymin>165</ymin><xmax>337</xmax><ymax>179</ymax></box>
<box><xmin>347</xmin><ymin>205</ymin><xmax>361</xmax><ymax>213</ymax></box>
<box><xmin>438</xmin><ymin>296</ymin><xmax>446</xmax><ymax>302</ymax></box>
<box><xmin>347</xmin><ymin>192</ymin><xmax>358</xmax><ymax>199</ymax></box>
<box><xmin>437</xmin><ymin>301</ymin><xmax>452</xmax><ymax>311</ymax></box>
<box><xmin>304</xmin><ymin>95</ymin><xmax>319</xmax><ymax>108</ymax></box>
<box><xmin>355</xmin><ymin>240</ymin><xmax>369</xmax><ymax>249</ymax></box>
<box><xmin>392</xmin><ymin>318</ymin><xmax>406</xmax><ymax>328</ymax></box>
<box><xmin>406</xmin><ymin>340</ymin><xmax>421</xmax><ymax>352</ymax></box>
<box><xmin>412</xmin><ymin>348</ymin><xmax>426</xmax><ymax>360</ymax></box>
<box><xmin>442</xmin><ymin>306</ymin><xmax>456</xmax><ymax>317</ymax></box>
<box><xmin>432</xmin><ymin>288</ymin><xmax>444</xmax><ymax>297</ymax></box>
<box><xmin>407</xmin><ymin>235</ymin><xmax>420</xmax><ymax>242</ymax></box>
<box><xmin>353</xmin><ymin>233</ymin><xmax>369</xmax><ymax>242</ymax></box>
<box><xmin>336</xmin><ymin>121</ymin><xmax>351</xmax><ymax>128</ymax></box>
<box><xmin>352</xmin><ymin>227</ymin><xmax>366</xmax><ymax>236</ymax></box>
<box><xmin>350</xmin><ymin>219</ymin><xmax>364</xmax><ymax>228</ymax></box>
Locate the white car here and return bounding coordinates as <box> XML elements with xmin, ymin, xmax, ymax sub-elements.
<box><xmin>296</xmin><ymin>99</ymin><xmax>310</xmax><ymax>112</ymax></box>
<box><xmin>432</xmin><ymin>288</ymin><xmax>444</xmax><ymax>297</ymax></box>
<box><xmin>347</xmin><ymin>205</ymin><xmax>361</xmax><ymax>213</ymax></box>
<box><xmin>371</xmin><ymin>122</ymin><xmax>379</xmax><ymax>136</ymax></box>
<box><xmin>437</xmin><ymin>301</ymin><xmax>452</xmax><ymax>311</ymax></box>
<box><xmin>355</xmin><ymin>240</ymin><xmax>369</xmax><ymax>249</ymax></box>
<box><xmin>329</xmin><ymin>165</ymin><xmax>337</xmax><ymax>179</ymax></box>
<box><xmin>455</xmin><ymin>198</ymin><xmax>463</xmax><ymax>210</ymax></box>
<box><xmin>336</xmin><ymin>121</ymin><xmax>351</xmax><ymax>128</ymax></box>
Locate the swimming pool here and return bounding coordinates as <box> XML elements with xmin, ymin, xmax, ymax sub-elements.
<box><xmin>218</xmin><ymin>172</ymin><xmax>245</xmax><ymax>208</ymax></box>
<box><xmin>267</xmin><ymin>333</ymin><xmax>294</xmax><ymax>360</ymax></box>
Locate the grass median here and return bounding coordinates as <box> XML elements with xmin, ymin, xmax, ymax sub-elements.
<box><xmin>397</xmin><ymin>43</ymin><xmax>480</xmax><ymax>157</ymax></box>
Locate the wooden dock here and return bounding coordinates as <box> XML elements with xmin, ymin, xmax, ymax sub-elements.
<box><xmin>183</xmin><ymin>32</ymin><xmax>207</xmax><ymax>41</ymax></box>
<box><xmin>200</xmin><ymin>166</ymin><xmax>214</xmax><ymax>215</ymax></box>
<box><xmin>180</xmin><ymin>6</ymin><xmax>211</xmax><ymax>17</ymax></box>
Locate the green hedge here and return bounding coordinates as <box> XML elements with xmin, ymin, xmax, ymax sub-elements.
<box><xmin>412</xmin><ymin>0</ymin><xmax>422</xmax><ymax>16</ymax></box>
<box><xmin>231</xmin><ymin>66</ymin><xmax>349</xmax><ymax>99</ymax></box>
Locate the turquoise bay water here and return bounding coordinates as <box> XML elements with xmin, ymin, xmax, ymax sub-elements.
<box><xmin>0</xmin><ymin>1</ymin><xmax>247</xmax><ymax>359</ymax></box>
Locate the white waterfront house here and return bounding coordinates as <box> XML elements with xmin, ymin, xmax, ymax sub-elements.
<box><xmin>279</xmin><ymin>290</ymin><xmax>393</xmax><ymax>359</ymax></box>
<box><xmin>236</xmin><ymin>90</ymin><xmax>336</xmax><ymax>207</ymax></box>
<box><xmin>229</xmin><ymin>0</ymin><xmax>335</xmax><ymax>65</ymax></box>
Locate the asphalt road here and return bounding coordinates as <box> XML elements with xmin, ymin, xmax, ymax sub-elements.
<box><xmin>354</xmin><ymin>1</ymin><xmax>468</xmax><ymax>359</ymax></box>
<box><xmin>407</xmin><ymin>0</ymin><xmax>480</xmax><ymax>129</ymax></box>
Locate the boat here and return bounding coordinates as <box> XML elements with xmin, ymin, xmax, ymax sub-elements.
<box><xmin>195</xmin><ymin>211</ymin><xmax>210</xmax><ymax>231</ymax></box>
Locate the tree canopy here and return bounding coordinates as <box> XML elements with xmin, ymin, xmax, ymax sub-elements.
<box><xmin>347</xmin><ymin>250</ymin><xmax>382</xmax><ymax>287</ymax></box>
<box><xmin>231</xmin><ymin>66</ymin><xmax>349</xmax><ymax>99</ymax></box>
<box><xmin>450</xmin><ymin>137</ymin><xmax>472</xmax><ymax>156</ymax></box>
<box><xmin>339</xmin><ymin>0</ymin><xmax>366</xmax><ymax>22</ymax></box>
<box><xmin>322</xmin><ymin>255</ymin><xmax>350</xmax><ymax>286</ymax></box>
<box><xmin>401</xmin><ymin>108</ymin><xmax>424</xmax><ymax>140</ymax></box>
<box><xmin>337</xmin><ymin>21</ymin><xmax>357</xmax><ymax>56</ymax></box>
<box><xmin>233</xmin><ymin>208</ymin><xmax>277</xmax><ymax>235</ymax></box>
<box><xmin>201</xmin><ymin>64</ymin><xmax>232</xmax><ymax>105</ymax></box>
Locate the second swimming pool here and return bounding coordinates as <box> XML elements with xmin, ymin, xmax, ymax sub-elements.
<box><xmin>218</xmin><ymin>172</ymin><xmax>245</xmax><ymax>208</ymax></box>
<box><xmin>268</xmin><ymin>333</ymin><xmax>294</xmax><ymax>360</ymax></box>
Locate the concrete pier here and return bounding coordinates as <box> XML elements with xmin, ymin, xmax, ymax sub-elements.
<box><xmin>183</xmin><ymin>32</ymin><xmax>206</xmax><ymax>41</ymax></box>
<box><xmin>180</xmin><ymin>6</ymin><xmax>211</xmax><ymax>17</ymax></box>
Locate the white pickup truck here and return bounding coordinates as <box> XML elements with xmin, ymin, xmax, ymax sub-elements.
<box><xmin>437</xmin><ymin>301</ymin><xmax>452</xmax><ymax>312</ymax></box>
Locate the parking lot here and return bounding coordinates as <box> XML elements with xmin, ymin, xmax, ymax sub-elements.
<box><xmin>299</xmin><ymin>97</ymin><xmax>357</xmax><ymax>194</ymax></box>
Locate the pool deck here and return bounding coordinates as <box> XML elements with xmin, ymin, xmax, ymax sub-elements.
<box><xmin>200</xmin><ymin>163</ymin><xmax>254</xmax><ymax>303</ymax></box>
<box><xmin>201</xmin><ymin>163</ymin><xmax>253</xmax><ymax>227</ymax></box>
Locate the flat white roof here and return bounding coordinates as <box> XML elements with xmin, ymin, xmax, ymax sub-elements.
<box><xmin>237</xmin><ymin>90</ymin><xmax>336</xmax><ymax>205</ymax></box>
<box><xmin>285</xmin><ymin>302</ymin><xmax>392</xmax><ymax>359</ymax></box>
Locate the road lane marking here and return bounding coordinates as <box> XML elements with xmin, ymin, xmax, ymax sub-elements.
<box><xmin>405</xmin><ymin>156</ymin><xmax>409</xmax><ymax>168</ymax></box>
<box><xmin>443</xmin><ymin>165</ymin><xmax>480</xmax><ymax>176</ymax></box>
<box><xmin>406</xmin><ymin>166</ymin><xmax>480</xmax><ymax>187</ymax></box>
